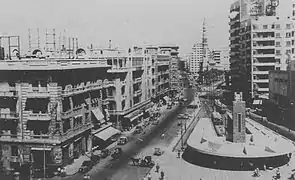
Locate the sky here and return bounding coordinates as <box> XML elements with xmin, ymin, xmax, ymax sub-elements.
<box><xmin>0</xmin><ymin>0</ymin><xmax>292</xmax><ymax>55</ymax></box>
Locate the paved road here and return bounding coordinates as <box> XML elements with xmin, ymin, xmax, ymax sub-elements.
<box><xmin>57</xmin><ymin>76</ymin><xmax>194</xmax><ymax>180</ymax></box>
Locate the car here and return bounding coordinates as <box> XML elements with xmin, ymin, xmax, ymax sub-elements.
<box><xmin>153</xmin><ymin>147</ymin><xmax>164</xmax><ymax>156</ymax></box>
<box><xmin>90</xmin><ymin>155</ymin><xmax>100</xmax><ymax>164</ymax></box>
<box><xmin>79</xmin><ymin>160</ymin><xmax>94</xmax><ymax>173</ymax></box>
<box><xmin>134</xmin><ymin>126</ymin><xmax>143</xmax><ymax>134</ymax></box>
<box><xmin>99</xmin><ymin>149</ymin><xmax>110</xmax><ymax>159</ymax></box>
<box><xmin>152</xmin><ymin>120</ymin><xmax>160</xmax><ymax>125</ymax></box>
<box><xmin>118</xmin><ymin>136</ymin><xmax>128</xmax><ymax>145</ymax></box>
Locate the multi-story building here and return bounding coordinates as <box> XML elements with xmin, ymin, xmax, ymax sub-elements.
<box><xmin>240</xmin><ymin>16</ymin><xmax>294</xmax><ymax>99</ymax></box>
<box><xmin>229</xmin><ymin>0</ymin><xmax>243</xmax><ymax>98</ymax></box>
<box><xmin>212</xmin><ymin>50</ymin><xmax>221</xmax><ymax>65</ymax></box>
<box><xmin>0</xmin><ymin>53</ymin><xmax>113</xmax><ymax>172</ymax></box>
<box><xmin>211</xmin><ymin>48</ymin><xmax>230</xmax><ymax>71</ymax></box>
<box><xmin>229</xmin><ymin>0</ymin><xmax>283</xmax><ymax>101</ymax></box>
<box><xmin>158</xmin><ymin>44</ymin><xmax>180</xmax><ymax>95</ymax></box>
<box><xmin>188</xmin><ymin>43</ymin><xmax>203</xmax><ymax>74</ymax></box>
<box><xmin>268</xmin><ymin>62</ymin><xmax>295</xmax><ymax>127</ymax></box>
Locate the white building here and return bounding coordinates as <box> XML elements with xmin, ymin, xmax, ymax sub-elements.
<box><xmin>188</xmin><ymin>43</ymin><xmax>203</xmax><ymax>74</ymax></box>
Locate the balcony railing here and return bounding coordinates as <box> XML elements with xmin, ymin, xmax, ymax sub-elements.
<box><xmin>253</xmin><ymin>79</ymin><xmax>269</xmax><ymax>83</ymax></box>
<box><xmin>27</xmin><ymin>112</ymin><xmax>51</xmax><ymax>121</ymax></box>
<box><xmin>107</xmin><ymin>66</ymin><xmax>128</xmax><ymax>73</ymax></box>
<box><xmin>253</xmin><ymin>54</ymin><xmax>275</xmax><ymax>58</ymax></box>
<box><xmin>133</xmin><ymin>77</ymin><xmax>142</xmax><ymax>83</ymax></box>
<box><xmin>134</xmin><ymin>90</ymin><xmax>142</xmax><ymax>97</ymax></box>
<box><xmin>0</xmin><ymin>111</ymin><xmax>19</xmax><ymax>119</ymax></box>
<box><xmin>253</xmin><ymin>62</ymin><xmax>275</xmax><ymax>66</ymax></box>
<box><xmin>0</xmin><ymin>91</ymin><xmax>17</xmax><ymax>97</ymax></box>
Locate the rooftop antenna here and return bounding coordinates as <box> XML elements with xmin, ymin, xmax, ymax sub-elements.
<box><xmin>45</xmin><ymin>28</ymin><xmax>56</xmax><ymax>54</ymax></box>
<box><xmin>28</xmin><ymin>29</ymin><xmax>32</xmax><ymax>54</ymax></box>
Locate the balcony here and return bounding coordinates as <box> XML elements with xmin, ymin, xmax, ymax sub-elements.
<box><xmin>253</xmin><ymin>79</ymin><xmax>269</xmax><ymax>83</ymax></box>
<box><xmin>253</xmin><ymin>71</ymin><xmax>268</xmax><ymax>75</ymax></box>
<box><xmin>0</xmin><ymin>111</ymin><xmax>18</xmax><ymax>119</ymax></box>
<box><xmin>107</xmin><ymin>66</ymin><xmax>128</xmax><ymax>73</ymax></box>
<box><xmin>27</xmin><ymin>87</ymin><xmax>50</xmax><ymax>98</ymax></box>
<box><xmin>121</xmin><ymin>80</ymin><xmax>126</xmax><ymax>86</ymax></box>
<box><xmin>27</xmin><ymin>111</ymin><xmax>51</xmax><ymax>121</ymax></box>
<box><xmin>106</xmin><ymin>95</ymin><xmax>115</xmax><ymax>101</ymax></box>
<box><xmin>253</xmin><ymin>62</ymin><xmax>275</xmax><ymax>66</ymax></box>
<box><xmin>253</xmin><ymin>36</ymin><xmax>275</xmax><ymax>41</ymax></box>
<box><xmin>134</xmin><ymin>90</ymin><xmax>142</xmax><ymax>97</ymax></box>
<box><xmin>133</xmin><ymin>77</ymin><xmax>142</xmax><ymax>83</ymax></box>
<box><xmin>253</xmin><ymin>45</ymin><xmax>274</xmax><ymax>50</ymax></box>
<box><xmin>257</xmin><ymin>88</ymin><xmax>269</xmax><ymax>92</ymax></box>
<box><xmin>102</xmin><ymin>99</ymin><xmax>109</xmax><ymax>105</ymax></box>
<box><xmin>0</xmin><ymin>90</ymin><xmax>17</xmax><ymax>97</ymax></box>
<box><xmin>253</xmin><ymin>54</ymin><xmax>275</xmax><ymax>58</ymax></box>
<box><xmin>103</xmin><ymin>80</ymin><xmax>115</xmax><ymax>87</ymax></box>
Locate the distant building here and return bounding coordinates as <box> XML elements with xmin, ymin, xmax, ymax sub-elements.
<box><xmin>188</xmin><ymin>43</ymin><xmax>203</xmax><ymax>74</ymax></box>
<box><xmin>269</xmin><ymin>63</ymin><xmax>295</xmax><ymax>126</ymax></box>
<box><xmin>211</xmin><ymin>48</ymin><xmax>230</xmax><ymax>71</ymax></box>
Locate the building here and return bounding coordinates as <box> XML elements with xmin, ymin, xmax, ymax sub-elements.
<box><xmin>268</xmin><ymin>63</ymin><xmax>295</xmax><ymax>127</ymax></box>
<box><xmin>0</xmin><ymin>53</ymin><xmax>112</xmax><ymax>173</ymax></box>
<box><xmin>229</xmin><ymin>0</ymin><xmax>283</xmax><ymax>102</ymax></box>
<box><xmin>211</xmin><ymin>48</ymin><xmax>230</xmax><ymax>71</ymax></box>
<box><xmin>158</xmin><ymin>44</ymin><xmax>180</xmax><ymax>95</ymax></box>
<box><xmin>188</xmin><ymin>43</ymin><xmax>203</xmax><ymax>74</ymax></box>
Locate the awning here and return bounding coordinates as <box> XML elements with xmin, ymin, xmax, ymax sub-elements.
<box><xmin>253</xmin><ymin>100</ymin><xmax>262</xmax><ymax>105</ymax></box>
<box><xmin>163</xmin><ymin>96</ymin><xmax>169</xmax><ymax>102</ymax></box>
<box><xmin>130</xmin><ymin>112</ymin><xmax>143</xmax><ymax>122</ymax></box>
<box><xmin>124</xmin><ymin>109</ymin><xmax>142</xmax><ymax>119</ymax></box>
<box><xmin>92</xmin><ymin>108</ymin><xmax>105</xmax><ymax>121</ymax></box>
<box><xmin>31</xmin><ymin>147</ymin><xmax>52</xmax><ymax>151</ymax></box>
<box><xmin>94</xmin><ymin>127</ymin><xmax>121</xmax><ymax>141</ymax></box>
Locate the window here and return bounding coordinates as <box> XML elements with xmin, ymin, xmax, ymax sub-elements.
<box><xmin>292</xmin><ymin>48</ymin><xmax>295</xmax><ymax>54</ymax></box>
<box><xmin>275</xmin><ymin>41</ymin><xmax>281</xmax><ymax>47</ymax></box>
<box><xmin>263</xmin><ymin>25</ymin><xmax>268</xmax><ymax>29</ymax></box>
<box><xmin>275</xmin><ymin>24</ymin><xmax>280</xmax><ymax>29</ymax></box>
<box><xmin>287</xmin><ymin>24</ymin><xmax>292</xmax><ymax>29</ymax></box>
<box><xmin>287</xmin><ymin>41</ymin><xmax>291</xmax><ymax>46</ymax></box>
<box><xmin>276</xmin><ymin>50</ymin><xmax>281</xmax><ymax>55</ymax></box>
<box><xmin>11</xmin><ymin>146</ymin><xmax>18</xmax><ymax>156</ymax></box>
<box><xmin>237</xmin><ymin>113</ymin><xmax>242</xmax><ymax>132</ymax></box>
<box><xmin>275</xmin><ymin>33</ymin><xmax>280</xmax><ymax>38</ymax></box>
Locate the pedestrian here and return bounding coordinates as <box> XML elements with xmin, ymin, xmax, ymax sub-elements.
<box><xmin>160</xmin><ymin>170</ymin><xmax>165</xmax><ymax>179</ymax></box>
<box><xmin>155</xmin><ymin>163</ymin><xmax>160</xmax><ymax>173</ymax></box>
<box><xmin>147</xmin><ymin>173</ymin><xmax>152</xmax><ymax>180</ymax></box>
<box><xmin>161</xmin><ymin>133</ymin><xmax>165</xmax><ymax>138</ymax></box>
<box><xmin>177</xmin><ymin>149</ymin><xmax>181</xmax><ymax>158</ymax></box>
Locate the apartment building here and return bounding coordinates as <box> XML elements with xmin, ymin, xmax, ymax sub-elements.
<box><xmin>188</xmin><ymin>43</ymin><xmax>203</xmax><ymax>74</ymax></box>
<box><xmin>158</xmin><ymin>44</ymin><xmax>180</xmax><ymax>95</ymax></box>
<box><xmin>0</xmin><ymin>54</ymin><xmax>113</xmax><ymax>172</ymax></box>
<box><xmin>229</xmin><ymin>0</ymin><xmax>243</xmax><ymax>97</ymax></box>
<box><xmin>240</xmin><ymin>16</ymin><xmax>294</xmax><ymax>99</ymax></box>
<box><xmin>0</xmin><ymin>45</ymin><xmax>157</xmax><ymax>173</ymax></box>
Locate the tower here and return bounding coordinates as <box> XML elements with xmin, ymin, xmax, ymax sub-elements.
<box><xmin>232</xmin><ymin>92</ymin><xmax>246</xmax><ymax>143</ymax></box>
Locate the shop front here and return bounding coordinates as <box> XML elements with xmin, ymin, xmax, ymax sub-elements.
<box><xmin>123</xmin><ymin>109</ymin><xmax>144</xmax><ymax>130</ymax></box>
<box><xmin>93</xmin><ymin>126</ymin><xmax>121</xmax><ymax>149</ymax></box>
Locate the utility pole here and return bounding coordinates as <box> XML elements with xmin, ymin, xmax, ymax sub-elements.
<box><xmin>43</xmin><ymin>138</ymin><xmax>46</xmax><ymax>179</ymax></box>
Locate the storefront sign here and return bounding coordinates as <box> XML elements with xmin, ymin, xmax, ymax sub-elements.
<box><xmin>22</xmin><ymin>147</ymin><xmax>31</xmax><ymax>163</ymax></box>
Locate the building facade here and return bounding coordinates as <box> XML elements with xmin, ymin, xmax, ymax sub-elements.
<box><xmin>229</xmin><ymin>0</ymin><xmax>284</xmax><ymax>101</ymax></box>
<box><xmin>0</xmin><ymin>56</ymin><xmax>111</xmax><ymax>172</ymax></box>
<box><xmin>188</xmin><ymin>43</ymin><xmax>203</xmax><ymax>74</ymax></box>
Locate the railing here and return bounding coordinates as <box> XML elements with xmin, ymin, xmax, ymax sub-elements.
<box><xmin>0</xmin><ymin>91</ymin><xmax>17</xmax><ymax>97</ymax></box>
<box><xmin>0</xmin><ymin>111</ymin><xmax>18</xmax><ymax>119</ymax></box>
<box><xmin>27</xmin><ymin>112</ymin><xmax>51</xmax><ymax>121</ymax></box>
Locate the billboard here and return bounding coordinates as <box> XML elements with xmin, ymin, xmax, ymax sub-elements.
<box><xmin>240</xmin><ymin>0</ymin><xmax>265</xmax><ymax>21</ymax></box>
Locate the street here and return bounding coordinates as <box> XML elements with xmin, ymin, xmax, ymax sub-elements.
<box><xmin>52</xmin><ymin>76</ymin><xmax>195</xmax><ymax>180</ymax></box>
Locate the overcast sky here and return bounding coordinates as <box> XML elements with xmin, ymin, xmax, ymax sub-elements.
<box><xmin>0</xmin><ymin>0</ymin><xmax>292</xmax><ymax>55</ymax></box>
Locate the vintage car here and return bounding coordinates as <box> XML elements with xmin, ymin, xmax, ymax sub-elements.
<box><xmin>118</xmin><ymin>136</ymin><xmax>128</xmax><ymax>145</ymax></box>
<box><xmin>153</xmin><ymin>147</ymin><xmax>164</xmax><ymax>156</ymax></box>
<box><xmin>79</xmin><ymin>160</ymin><xmax>94</xmax><ymax>173</ymax></box>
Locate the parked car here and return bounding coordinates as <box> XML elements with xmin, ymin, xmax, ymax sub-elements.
<box><xmin>134</xmin><ymin>126</ymin><xmax>143</xmax><ymax>134</ymax></box>
<box><xmin>99</xmin><ymin>149</ymin><xmax>110</xmax><ymax>159</ymax></box>
<box><xmin>79</xmin><ymin>160</ymin><xmax>94</xmax><ymax>173</ymax></box>
<box><xmin>90</xmin><ymin>155</ymin><xmax>100</xmax><ymax>164</ymax></box>
<box><xmin>111</xmin><ymin>148</ymin><xmax>123</xmax><ymax>160</ymax></box>
<box><xmin>118</xmin><ymin>136</ymin><xmax>128</xmax><ymax>145</ymax></box>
